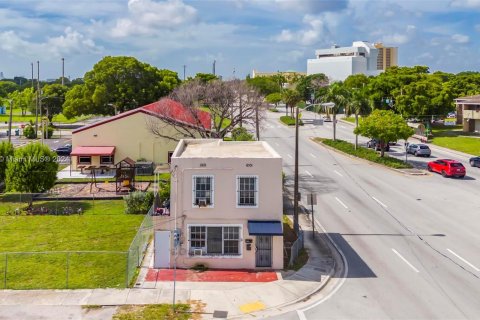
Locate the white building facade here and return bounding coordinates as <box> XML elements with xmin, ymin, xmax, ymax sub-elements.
<box><xmin>307</xmin><ymin>41</ymin><xmax>384</xmax><ymax>81</ymax></box>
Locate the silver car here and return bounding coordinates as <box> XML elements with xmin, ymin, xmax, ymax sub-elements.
<box><xmin>407</xmin><ymin>143</ymin><xmax>431</xmax><ymax>157</ymax></box>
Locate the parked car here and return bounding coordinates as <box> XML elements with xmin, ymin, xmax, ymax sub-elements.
<box><xmin>407</xmin><ymin>144</ymin><xmax>431</xmax><ymax>157</ymax></box>
<box><xmin>427</xmin><ymin>159</ymin><xmax>466</xmax><ymax>178</ymax></box>
<box><xmin>470</xmin><ymin>156</ymin><xmax>480</xmax><ymax>167</ymax></box>
<box><xmin>367</xmin><ymin>139</ymin><xmax>390</xmax><ymax>151</ymax></box>
<box><xmin>53</xmin><ymin>144</ymin><xmax>72</xmax><ymax>155</ymax></box>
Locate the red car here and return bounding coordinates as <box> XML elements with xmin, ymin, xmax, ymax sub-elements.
<box><xmin>427</xmin><ymin>159</ymin><xmax>466</xmax><ymax>178</ymax></box>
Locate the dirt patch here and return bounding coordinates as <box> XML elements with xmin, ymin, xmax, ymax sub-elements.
<box><xmin>46</xmin><ymin>182</ymin><xmax>151</xmax><ymax>198</ymax></box>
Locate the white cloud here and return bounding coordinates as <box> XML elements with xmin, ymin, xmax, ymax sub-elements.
<box><xmin>451</xmin><ymin>33</ymin><xmax>469</xmax><ymax>43</ymax></box>
<box><xmin>275</xmin><ymin>30</ymin><xmax>294</xmax><ymax>42</ymax></box>
<box><xmin>0</xmin><ymin>28</ymin><xmax>100</xmax><ymax>59</ymax></box>
<box><xmin>450</xmin><ymin>0</ymin><xmax>480</xmax><ymax>8</ymax></box>
<box><xmin>382</xmin><ymin>33</ymin><xmax>409</xmax><ymax>45</ymax></box>
<box><xmin>111</xmin><ymin>0</ymin><xmax>198</xmax><ymax>38</ymax></box>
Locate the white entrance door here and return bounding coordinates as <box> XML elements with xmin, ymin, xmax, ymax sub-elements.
<box><xmin>154</xmin><ymin>231</ymin><xmax>171</xmax><ymax>268</ymax></box>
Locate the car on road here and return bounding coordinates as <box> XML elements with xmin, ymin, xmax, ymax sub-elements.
<box><xmin>407</xmin><ymin>143</ymin><xmax>431</xmax><ymax>157</ymax></box>
<box><xmin>427</xmin><ymin>159</ymin><xmax>466</xmax><ymax>178</ymax></box>
<box><xmin>470</xmin><ymin>156</ymin><xmax>480</xmax><ymax>167</ymax></box>
<box><xmin>366</xmin><ymin>139</ymin><xmax>390</xmax><ymax>152</ymax></box>
<box><xmin>53</xmin><ymin>144</ymin><xmax>72</xmax><ymax>155</ymax></box>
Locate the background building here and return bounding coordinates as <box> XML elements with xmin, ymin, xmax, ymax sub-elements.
<box><xmin>307</xmin><ymin>41</ymin><xmax>398</xmax><ymax>81</ymax></box>
<box><xmin>375</xmin><ymin>43</ymin><xmax>398</xmax><ymax>70</ymax></box>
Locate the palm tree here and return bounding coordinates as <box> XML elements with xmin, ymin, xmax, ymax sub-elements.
<box><xmin>322</xmin><ymin>82</ymin><xmax>349</xmax><ymax>141</ymax></box>
<box><xmin>347</xmin><ymin>89</ymin><xmax>372</xmax><ymax>149</ymax></box>
<box><xmin>283</xmin><ymin>89</ymin><xmax>302</xmax><ymax>119</ymax></box>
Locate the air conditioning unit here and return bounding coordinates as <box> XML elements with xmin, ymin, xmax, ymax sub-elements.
<box><xmin>193</xmin><ymin>248</ymin><xmax>203</xmax><ymax>256</ymax></box>
<box><xmin>197</xmin><ymin>199</ymin><xmax>208</xmax><ymax>207</ymax></box>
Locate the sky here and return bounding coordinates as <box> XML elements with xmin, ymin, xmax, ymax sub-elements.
<box><xmin>0</xmin><ymin>0</ymin><xmax>479</xmax><ymax>81</ymax></box>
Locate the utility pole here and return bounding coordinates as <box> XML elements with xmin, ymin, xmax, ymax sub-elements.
<box><xmin>8</xmin><ymin>100</ymin><xmax>13</xmax><ymax>143</ymax></box>
<box><xmin>233</xmin><ymin>67</ymin><xmax>236</xmax><ymax>79</ymax></box>
<box><xmin>183</xmin><ymin>65</ymin><xmax>186</xmax><ymax>81</ymax></box>
<box><xmin>62</xmin><ymin>57</ymin><xmax>65</xmax><ymax>86</ymax></box>
<box><xmin>213</xmin><ymin>60</ymin><xmax>216</xmax><ymax>76</ymax></box>
<box><xmin>293</xmin><ymin>106</ymin><xmax>300</xmax><ymax>235</ymax></box>
<box><xmin>36</xmin><ymin>61</ymin><xmax>40</xmax><ymax>135</ymax></box>
<box><xmin>255</xmin><ymin>103</ymin><xmax>260</xmax><ymax>141</ymax></box>
<box><xmin>31</xmin><ymin>62</ymin><xmax>34</xmax><ymax>90</ymax></box>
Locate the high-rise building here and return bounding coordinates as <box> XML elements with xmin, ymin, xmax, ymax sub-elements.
<box><xmin>375</xmin><ymin>43</ymin><xmax>398</xmax><ymax>70</ymax></box>
<box><xmin>307</xmin><ymin>41</ymin><xmax>398</xmax><ymax>82</ymax></box>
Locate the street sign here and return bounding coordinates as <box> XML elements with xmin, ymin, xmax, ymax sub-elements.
<box><xmin>307</xmin><ymin>193</ymin><xmax>317</xmax><ymax>206</ymax></box>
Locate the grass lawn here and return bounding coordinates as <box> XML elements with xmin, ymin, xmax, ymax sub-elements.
<box><xmin>113</xmin><ymin>304</ymin><xmax>191</xmax><ymax>320</ymax></box>
<box><xmin>0</xmin><ymin>198</ymin><xmax>145</xmax><ymax>289</ymax></box>
<box><xmin>280</xmin><ymin>116</ymin><xmax>304</xmax><ymax>126</ymax></box>
<box><xmin>200</xmin><ymin>106</ymin><xmax>232</xmax><ymax>129</ymax></box>
<box><xmin>430</xmin><ymin>125</ymin><xmax>480</xmax><ymax>155</ymax></box>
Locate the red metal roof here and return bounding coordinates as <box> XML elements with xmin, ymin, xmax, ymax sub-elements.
<box><xmin>71</xmin><ymin>146</ymin><xmax>115</xmax><ymax>156</ymax></box>
<box><xmin>73</xmin><ymin>98</ymin><xmax>211</xmax><ymax>134</ymax></box>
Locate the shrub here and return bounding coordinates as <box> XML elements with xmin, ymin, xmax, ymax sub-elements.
<box><xmin>124</xmin><ymin>191</ymin><xmax>154</xmax><ymax>214</ymax></box>
<box><xmin>43</xmin><ymin>126</ymin><xmax>54</xmax><ymax>139</ymax></box>
<box><xmin>23</xmin><ymin>125</ymin><xmax>36</xmax><ymax>139</ymax></box>
<box><xmin>280</xmin><ymin>116</ymin><xmax>303</xmax><ymax>126</ymax></box>
<box><xmin>231</xmin><ymin>127</ymin><xmax>254</xmax><ymax>141</ymax></box>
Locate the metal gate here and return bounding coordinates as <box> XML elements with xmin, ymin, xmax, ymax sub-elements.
<box><xmin>255</xmin><ymin>236</ymin><xmax>272</xmax><ymax>267</ymax></box>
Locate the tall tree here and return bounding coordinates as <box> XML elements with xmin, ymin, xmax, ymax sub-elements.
<box><xmin>9</xmin><ymin>88</ymin><xmax>35</xmax><ymax>116</ymax></box>
<box><xmin>41</xmin><ymin>84</ymin><xmax>69</xmax><ymax>121</ymax></box>
<box><xmin>323</xmin><ymin>82</ymin><xmax>349</xmax><ymax>141</ymax></box>
<box><xmin>63</xmin><ymin>56</ymin><xmax>181</xmax><ymax>118</ymax></box>
<box><xmin>296</xmin><ymin>73</ymin><xmax>329</xmax><ymax>102</ymax></box>
<box><xmin>0</xmin><ymin>81</ymin><xmax>18</xmax><ymax>98</ymax></box>
<box><xmin>282</xmin><ymin>89</ymin><xmax>302</xmax><ymax>117</ymax></box>
<box><xmin>347</xmin><ymin>89</ymin><xmax>371</xmax><ymax>149</ymax></box>
<box><xmin>147</xmin><ymin>79</ymin><xmax>265</xmax><ymax>141</ymax></box>
<box><xmin>354</xmin><ymin>110</ymin><xmax>413</xmax><ymax>157</ymax></box>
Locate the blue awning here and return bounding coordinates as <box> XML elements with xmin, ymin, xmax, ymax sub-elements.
<box><xmin>247</xmin><ymin>220</ymin><xmax>283</xmax><ymax>236</ymax></box>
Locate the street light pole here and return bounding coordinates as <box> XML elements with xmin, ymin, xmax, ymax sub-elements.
<box><xmin>8</xmin><ymin>100</ymin><xmax>13</xmax><ymax>143</ymax></box>
<box><xmin>293</xmin><ymin>106</ymin><xmax>300</xmax><ymax>235</ymax></box>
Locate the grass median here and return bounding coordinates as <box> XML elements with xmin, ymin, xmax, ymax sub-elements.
<box><xmin>314</xmin><ymin>138</ymin><xmax>412</xmax><ymax>169</ymax></box>
<box><xmin>280</xmin><ymin>116</ymin><xmax>303</xmax><ymax>126</ymax></box>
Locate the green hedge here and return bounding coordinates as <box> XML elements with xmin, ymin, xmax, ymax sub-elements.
<box><xmin>280</xmin><ymin>116</ymin><xmax>304</xmax><ymax>126</ymax></box>
<box><xmin>317</xmin><ymin>138</ymin><xmax>412</xmax><ymax>169</ymax></box>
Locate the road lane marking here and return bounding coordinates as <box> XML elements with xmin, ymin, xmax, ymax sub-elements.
<box><xmin>287</xmin><ymin>154</ymin><xmax>293</xmax><ymax>159</ymax></box>
<box><xmin>372</xmin><ymin>196</ymin><xmax>387</xmax><ymax>208</ymax></box>
<box><xmin>340</xmin><ymin>125</ymin><xmax>346</xmax><ymax>128</ymax></box>
<box><xmin>392</xmin><ymin>248</ymin><xmax>419</xmax><ymax>273</ymax></box>
<box><xmin>335</xmin><ymin>197</ymin><xmax>348</xmax><ymax>209</ymax></box>
<box><xmin>297</xmin><ymin>310</ymin><xmax>307</xmax><ymax>320</ymax></box>
<box><xmin>54</xmin><ymin>140</ymin><xmax>59</xmax><ymax>143</ymax></box>
<box><xmin>309</xmin><ymin>153</ymin><xmax>317</xmax><ymax>158</ymax></box>
<box><xmin>298</xmin><ymin>215</ymin><xmax>349</xmax><ymax>315</ymax></box>
<box><xmin>334</xmin><ymin>170</ymin><xmax>343</xmax><ymax>177</ymax></box>
<box><xmin>304</xmin><ymin>170</ymin><xmax>313</xmax><ymax>177</ymax></box>
<box><xmin>447</xmin><ymin>249</ymin><xmax>480</xmax><ymax>272</ymax></box>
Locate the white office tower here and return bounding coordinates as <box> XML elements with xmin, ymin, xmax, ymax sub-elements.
<box><xmin>307</xmin><ymin>41</ymin><xmax>383</xmax><ymax>82</ymax></box>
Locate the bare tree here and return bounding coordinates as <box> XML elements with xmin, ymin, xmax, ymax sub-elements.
<box><xmin>147</xmin><ymin>79</ymin><xmax>266</xmax><ymax>141</ymax></box>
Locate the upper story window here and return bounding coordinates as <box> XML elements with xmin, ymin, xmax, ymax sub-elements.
<box><xmin>237</xmin><ymin>176</ymin><xmax>258</xmax><ymax>207</ymax></box>
<box><xmin>193</xmin><ymin>175</ymin><xmax>214</xmax><ymax>207</ymax></box>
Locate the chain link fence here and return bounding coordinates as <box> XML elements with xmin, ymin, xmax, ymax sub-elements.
<box><xmin>126</xmin><ymin>210</ymin><xmax>153</xmax><ymax>286</ymax></box>
<box><xmin>0</xmin><ymin>204</ymin><xmax>153</xmax><ymax>289</ymax></box>
<box><xmin>288</xmin><ymin>229</ymin><xmax>304</xmax><ymax>267</ymax></box>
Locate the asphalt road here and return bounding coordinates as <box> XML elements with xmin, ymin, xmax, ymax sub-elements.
<box><xmin>263</xmin><ymin>111</ymin><xmax>480</xmax><ymax>319</ymax></box>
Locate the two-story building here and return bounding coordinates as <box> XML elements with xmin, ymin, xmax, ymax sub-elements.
<box><xmin>153</xmin><ymin>139</ymin><xmax>284</xmax><ymax>270</ymax></box>
<box><xmin>455</xmin><ymin>95</ymin><xmax>480</xmax><ymax>132</ymax></box>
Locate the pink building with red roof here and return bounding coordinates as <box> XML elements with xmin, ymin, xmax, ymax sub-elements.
<box><xmin>71</xmin><ymin>98</ymin><xmax>211</xmax><ymax>171</ymax></box>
